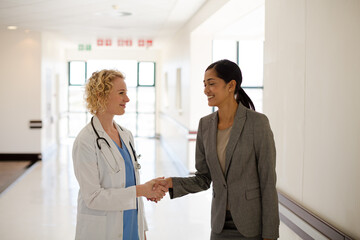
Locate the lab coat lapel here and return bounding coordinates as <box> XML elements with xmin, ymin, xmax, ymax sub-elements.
<box><xmin>115</xmin><ymin>123</ymin><xmax>133</xmax><ymax>160</ymax></box>
<box><xmin>93</xmin><ymin>116</ymin><xmax>124</xmax><ymax>172</ymax></box>
<box><xmin>224</xmin><ymin>104</ymin><xmax>247</xmax><ymax>177</ymax></box>
<box><xmin>114</xmin><ymin>122</ymin><xmax>140</xmax><ymax>184</ymax></box>
<box><xmin>115</xmin><ymin>122</ymin><xmax>139</xmax><ymax>171</ymax></box>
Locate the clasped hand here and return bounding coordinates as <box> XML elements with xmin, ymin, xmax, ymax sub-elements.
<box><xmin>137</xmin><ymin>177</ymin><xmax>170</xmax><ymax>203</ymax></box>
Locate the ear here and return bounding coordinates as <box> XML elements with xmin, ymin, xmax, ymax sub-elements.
<box><xmin>228</xmin><ymin>80</ymin><xmax>237</xmax><ymax>92</ymax></box>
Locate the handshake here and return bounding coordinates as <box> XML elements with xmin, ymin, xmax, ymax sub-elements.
<box><xmin>136</xmin><ymin>177</ymin><xmax>173</xmax><ymax>203</ymax></box>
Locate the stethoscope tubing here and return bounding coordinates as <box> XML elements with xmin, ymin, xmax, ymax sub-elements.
<box><xmin>91</xmin><ymin>117</ymin><xmax>141</xmax><ymax>170</ymax></box>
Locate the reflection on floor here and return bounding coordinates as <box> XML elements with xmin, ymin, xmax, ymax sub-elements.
<box><xmin>0</xmin><ymin>138</ymin><xmax>211</xmax><ymax>240</ymax></box>
<box><xmin>0</xmin><ymin>161</ymin><xmax>31</xmax><ymax>194</ymax></box>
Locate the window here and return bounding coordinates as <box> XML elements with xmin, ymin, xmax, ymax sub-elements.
<box><xmin>138</xmin><ymin>62</ymin><xmax>155</xmax><ymax>86</ymax></box>
<box><xmin>238</xmin><ymin>40</ymin><xmax>264</xmax><ymax>112</ymax></box>
<box><xmin>69</xmin><ymin>61</ymin><xmax>86</xmax><ymax>85</ymax></box>
<box><xmin>212</xmin><ymin>39</ymin><xmax>264</xmax><ymax>112</ymax></box>
<box><xmin>212</xmin><ymin>40</ymin><xmax>237</xmax><ymax>63</ymax></box>
<box><xmin>67</xmin><ymin>60</ymin><xmax>156</xmax><ymax>138</ymax></box>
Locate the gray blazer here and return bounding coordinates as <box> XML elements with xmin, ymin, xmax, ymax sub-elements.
<box><xmin>170</xmin><ymin>104</ymin><xmax>279</xmax><ymax>239</ymax></box>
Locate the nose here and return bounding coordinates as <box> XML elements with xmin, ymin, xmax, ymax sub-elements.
<box><xmin>125</xmin><ymin>94</ymin><xmax>130</xmax><ymax>102</ymax></box>
<box><xmin>204</xmin><ymin>85</ymin><xmax>209</xmax><ymax>95</ymax></box>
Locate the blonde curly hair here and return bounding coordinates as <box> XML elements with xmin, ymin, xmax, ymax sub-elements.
<box><xmin>85</xmin><ymin>69</ymin><xmax>125</xmax><ymax>115</ymax></box>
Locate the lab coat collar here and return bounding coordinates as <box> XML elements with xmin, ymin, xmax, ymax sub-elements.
<box><xmin>92</xmin><ymin>115</ymin><xmax>132</xmax><ymax>155</ymax></box>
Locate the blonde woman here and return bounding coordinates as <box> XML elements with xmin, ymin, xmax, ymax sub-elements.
<box><xmin>72</xmin><ymin>69</ymin><xmax>167</xmax><ymax>240</ymax></box>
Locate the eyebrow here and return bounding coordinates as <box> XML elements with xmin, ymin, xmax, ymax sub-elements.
<box><xmin>203</xmin><ymin>78</ymin><xmax>216</xmax><ymax>83</ymax></box>
<box><xmin>117</xmin><ymin>88</ymin><xmax>127</xmax><ymax>91</ymax></box>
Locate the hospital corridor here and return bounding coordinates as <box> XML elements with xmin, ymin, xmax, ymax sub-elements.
<box><xmin>0</xmin><ymin>138</ymin><xmax>212</xmax><ymax>239</ymax></box>
<box><xmin>1</xmin><ymin>0</ymin><xmax>359</xmax><ymax>239</ymax></box>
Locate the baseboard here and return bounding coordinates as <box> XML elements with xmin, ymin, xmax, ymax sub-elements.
<box><xmin>0</xmin><ymin>153</ymin><xmax>42</xmax><ymax>161</ymax></box>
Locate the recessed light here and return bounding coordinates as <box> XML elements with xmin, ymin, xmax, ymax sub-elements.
<box><xmin>94</xmin><ymin>11</ymin><xmax>132</xmax><ymax>17</ymax></box>
<box><xmin>116</xmin><ymin>11</ymin><xmax>131</xmax><ymax>17</ymax></box>
<box><xmin>7</xmin><ymin>26</ymin><xmax>17</xmax><ymax>30</ymax></box>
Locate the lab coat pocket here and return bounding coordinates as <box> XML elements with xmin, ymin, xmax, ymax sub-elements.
<box><xmin>76</xmin><ymin>214</ymin><xmax>107</xmax><ymax>240</ymax></box>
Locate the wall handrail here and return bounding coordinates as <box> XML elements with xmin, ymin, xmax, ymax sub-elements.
<box><xmin>278</xmin><ymin>191</ymin><xmax>354</xmax><ymax>240</ymax></box>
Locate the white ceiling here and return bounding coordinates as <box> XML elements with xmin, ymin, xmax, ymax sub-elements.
<box><xmin>0</xmin><ymin>0</ymin><xmax>207</xmax><ymax>40</ymax></box>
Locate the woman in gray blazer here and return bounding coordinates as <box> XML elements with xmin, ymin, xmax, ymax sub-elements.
<box><xmin>164</xmin><ymin>60</ymin><xmax>279</xmax><ymax>240</ymax></box>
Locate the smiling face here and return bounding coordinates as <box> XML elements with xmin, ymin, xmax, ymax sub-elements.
<box><xmin>105</xmin><ymin>77</ymin><xmax>130</xmax><ymax>116</ymax></box>
<box><xmin>203</xmin><ymin>68</ymin><xmax>236</xmax><ymax>108</ymax></box>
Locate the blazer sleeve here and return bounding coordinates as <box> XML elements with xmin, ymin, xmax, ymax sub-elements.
<box><xmin>254</xmin><ymin>114</ymin><xmax>279</xmax><ymax>239</ymax></box>
<box><xmin>72</xmin><ymin>132</ymin><xmax>137</xmax><ymax>211</ymax></box>
<box><xmin>170</xmin><ymin>118</ymin><xmax>212</xmax><ymax>199</ymax></box>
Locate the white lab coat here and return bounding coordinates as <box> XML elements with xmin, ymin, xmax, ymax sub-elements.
<box><xmin>72</xmin><ymin>116</ymin><xmax>148</xmax><ymax>240</ymax></box>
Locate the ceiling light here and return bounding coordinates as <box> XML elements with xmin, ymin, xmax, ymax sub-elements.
<box><xmin>116</xmin><ymin>11</ymin><xmax>131</xmax><ymax>17</ymax></box>
<box><xmin>7</xmin><ymin>26</ymin><xmax>17</xmax><ymax>30</ymax></box>
<box><xmin>94</xmin><ymin>11</ymin><xmax>132</xmax><ymax>17</ymax></box>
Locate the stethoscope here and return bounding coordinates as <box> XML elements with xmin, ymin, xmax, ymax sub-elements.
<box><xmin>91</xmin><ymin>117</ymin><xmax>141</xmax><ymax>172</ymax></box>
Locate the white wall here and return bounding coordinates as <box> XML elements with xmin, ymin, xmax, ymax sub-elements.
<box><xmin>0</xmin><ymin>30</ymin><xmax>41</xmax><ymax>153</ymax></box>
<box><xmin>159</xmin><ymin>0</ymin><xmax>230</xmax><ymax>171</ymax></box>
<box><xmin>41</xmin><ymin>32</ymin><xmax>74</xmax><ymax>156</ymax></box>
<box><xmin>264</xmin><ymin>0</ymin><xmax>360</xmax><ymax>238</ymax></box>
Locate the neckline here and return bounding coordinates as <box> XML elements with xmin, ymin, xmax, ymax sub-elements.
<box><xmin>218</xmin><ymin>126</ymin><xmax>233</xmax><ymax>132</ymax></box>
<box><xmin>112</xmin><ymin>135</ymin><xmax>124</xmax><ymax>149</ymax></box>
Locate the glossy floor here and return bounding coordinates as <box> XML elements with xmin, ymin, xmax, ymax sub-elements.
<box><xmin>0</xmin><ymin>138</ymin><xmax>212</xmax><ymax>240</ymax></box>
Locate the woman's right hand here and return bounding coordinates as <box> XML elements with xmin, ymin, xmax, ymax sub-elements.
<box><xmin>146</xmin><ymin>177</ymin><xmax>173</xmax><ymax>203</ymax></box>
<box><xmin>136</xmin><ymin>178</ymin><xmax>168</xmax><ymax>200</ymax></box>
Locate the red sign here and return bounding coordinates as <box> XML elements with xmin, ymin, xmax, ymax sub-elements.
<box><xmin>105</xmin><ymin>39</ymin><xmax>112</xmax><ymax>46</ymax></box>
<box><xmin>138</xmin><ymin>39</ymin><xmax>145</xmax><ymax>47</ymax></box>
<box><xmin>97</xmin><ymin>39</ymin><xmax>104</xmax><ymax>46</ymax></box>
<box><xmin>96</xmin><ymin>38</ymin><xmax>153</xmax><ymax>47</ymax></box>
<box><xmin>118</xmin><ymin>39</ymin><xmax>133</xmax><ymax>47</ymax></box>
<box><xmin>137</xmin><ymin>39</ymin><xmax>153</xmax><ymax>47</ymax></box>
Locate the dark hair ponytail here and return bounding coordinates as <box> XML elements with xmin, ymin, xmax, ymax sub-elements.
<box><xmin>206</xmin><ymin>59</ymin><xmax>255</xmax><ymax>111</ymax></box>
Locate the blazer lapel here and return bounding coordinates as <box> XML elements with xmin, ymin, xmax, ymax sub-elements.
<box><xmin>209</xmin><ymin>112</ymin><xmax>227</xmax><ymax>184</ymax></box>
<box><xmin>224</xmin><ymin>104</ymin><xmax>247</xmax><ymax>177</ymax></box>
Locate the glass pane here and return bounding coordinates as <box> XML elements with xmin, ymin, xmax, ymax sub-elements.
<box><xmin>137</xmin><ymin>87</ymin><xmax>155</xmax><ymax>113</ymax></box>
<box><xmin>126</xmin><ymin>87</ymin><xmax>137</xmax><ymax>112</ymax></box>
<box><xmin>87</xmin><ymin>60</ymin><xmax>138</xmax><ymax>87</ymax></box>
<box><xmin>86</xmin><ymin>112</ymin><xmax>93</xmax><ymax>123</ymax></box>
<box><xmin>134</xmin><ymin>138</ymin><xmax>155</xmax><ymax>180</ymax></box>
<box><xmin>69</xmin><ymin>86</ymin><xmax>86</xmax><ymax>112</ymax></box>
<box><xmin>114</xmin><ymin>113</ymin><xmax>137</xmax><ymax>136</ymax></box>
<box><xmin>243</xmin><ymin>88</ymin><xmax>263</xmax><ymax>113</ymax></box>
<box><xmin>69</xmin><ymin>113</ymin><xmax>87</xmax><ymax>137</ymax></box>
<box><xmin>138</xmin><ymin>62</ymin><xmax>155</xmax><ymax>86</ymax></box>
<box><xmin>212</xmin><ymin>40</ymin><xmax>237</xmax><ymax>63</ymax></box>
<box><xmin>69</xmin><ymin>61</ymin><xmax>86</xmax><ymax>85</ymax></box>
<box><xmin>238</xmin><ymin>40</ymin><xmax>264</xmax><ymax>87</ymax></box>
<box><xmin>137</xmin><ymin>113</ymin><xmax>155</xmax><ymax>137</ymax></box>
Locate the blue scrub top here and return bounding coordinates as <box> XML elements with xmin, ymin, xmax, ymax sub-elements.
<box><xmin>113</xmin><ymin>137</ymin><xmax>139</xmax><ymax>240</ymax></box>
